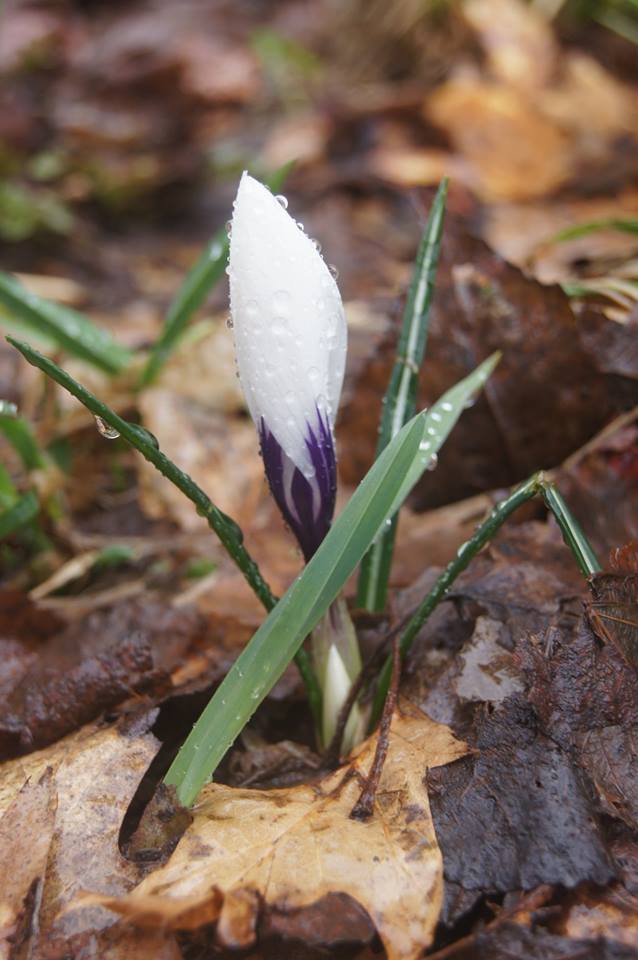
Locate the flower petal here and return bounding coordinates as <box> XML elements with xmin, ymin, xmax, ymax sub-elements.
<box><xmin>229</xmin><ymin>172</ymin><xmax>346</xmax><ymax>479</ymax></box>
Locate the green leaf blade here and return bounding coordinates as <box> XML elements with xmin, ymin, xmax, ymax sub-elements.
<box><xmin>165</xmin><ymin>351</ymin><xmax>499</xmax><ymax>805</ymax></box>
<box><xmin>357</xmin><ymin>178</ymin><xmax>448</xmax><ymax>612</ymax></box>
<box><xmin>0</xmin><ymin>490</ymin><xmax>39</xmax><ymax>539</ymax></box>
<box><xmin>0</xmin><ymin>274</ymin><xmax>131</xmax><ymax>374</ymax></box>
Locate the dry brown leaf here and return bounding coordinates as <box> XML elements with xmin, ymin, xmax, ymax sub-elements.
<box><xmin>428</xmin><ymin>78</ymin><xmax>571</xmax><ymax>201</ymax></box>
<box><xmin>87</xmin><ymin>705</ymin><xmax>468</xmax><ymax>960</ymax></box>
<box><xmin>463</xmin><ymin>0</ymin><xmax>557</xmax><ymax>89</ymax></box>
<box><xmin>0</xmin><ymin>715</ymin><xmax>181</xmax><ymax>958</ymax></box>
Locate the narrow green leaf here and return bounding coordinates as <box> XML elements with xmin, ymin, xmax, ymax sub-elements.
<box><xmin>553</xmin><ymin>217</ymin><xmax>638</xmax><ymax>243</ymax></box>
<box><xmin>0</xmin><ymin>274</ymin><xmax>131</xmax><ymax>374</ymax></box>
<box><xmin>140</xmin><ymin>162</ymin><xmax>294</xmax><ymax>387</ymax></box>
<box><xmin>540</xmin><ymin>483</ymin><xmax>602</xmax><ymax>578</ymax></box>
<box><xmin>0</xmin><ymin>490</ymin><xmax>39</xmax><ymax>539</ymax></box>
<box><xmin>0</xmin><ymin>414</ymin><xmax>45</xmax><ymax>470</ymax></box>
<box><xmin>0</xmin><ymin>463</ymin><xmax>17</xmax><ymax>509</ymax></box>
<box><xmin>6</xmin><ymin>334</ymin><xmax>322</xmax><ymax>722</ymax></box>
<box><xmin>357</xmin><ymin>179</ymin><xmax>448</xmax><ymax>612</ymax></box>
<box><xmin>165</xmin><ymin>352</ymin><xmax>499</xmax><ymax>805</ymax></box>
<box><xmin>369</xmin><ymin>472</ymin><xmax>602</xmax><ymax>728</ymax></box>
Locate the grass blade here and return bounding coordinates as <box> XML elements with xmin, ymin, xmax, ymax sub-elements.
<box><xmin>553</xmin><ymin>217</ymin><xmax>638</xmax><ymax>243</ymax></box>
<box><xmin>369</xmin><ymin>472</ymin><xmax>602</xmax><ymax>727</ymax></box>
<box><xmin>357</xmin><ymin>179</ymin><xmax>448</xmax><ymax>613</ymax></box>
<box><xmin>0</xmin><ymin>274</ymin><xmax>131</xmax><ymax>374</ymax></box>
<box><xmin>0</xmin><ymin>490</ymin><xmax>39</xmax><ymax>539</ymax></box>
<box><xmin>165</xmin><ymin>352</ymin><xmax>499</xmax><ymax>805</ymax></box>
<box><xmin>140</xmin><ymin>162</ymin><xmax>294</xmax><ymax>387</ymax></box>
<box><xmin>6</xmin><ymin>335</ymin><xmax>321</xmax><ymax>718</ymax></box>
<box><xmin>0</xmin><ymin>414</ymin><xmax>45</xmax><ymax>470</ymax></box>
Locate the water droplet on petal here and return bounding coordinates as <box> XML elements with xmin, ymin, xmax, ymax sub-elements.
<box><xmin>275</xmin><ymin>194</ymin><xmax>288</xmax><ymax>209</ymax></box>
<box><xmin>225</xmin><ymin>220</ymin><xmax>232</xmax><ymax>236</ymax></box>
<box><xmin>272</xmin><ymin>290</ymin><xmax>291</xmax><ymax>314</ymax></box>
<box><xmin>226</xmin><ymin>315</ymin><xmax>234</xmax><ymax>329</ymax></box>
<box><xmin>329</xmin><ymin>264</ymin><xmax>339</xmax><ymax>281</ymax></box>
<box><xmin>312</xmin><ymin>240</ymin><xmax>322</xmax><ymax>254</ymax></box>
<box><xmin>94</xmin><ymin>416</ymin><xmax>120</xmax><ymax>440</ymax></box>
<box><xmin>272</xmin><ymin>316</ymin><xmax>288</xmax><ymax>336</ymax></box>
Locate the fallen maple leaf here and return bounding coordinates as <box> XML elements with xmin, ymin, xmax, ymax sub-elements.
<box><xmin>87</xmin><ymin>704</ymin><xmax>468</xmax><ymax>959</ymax></box>
<box><xmin>0</xmin><ymin>714</ymin><xmax>181</xmax><ymax>959</ymax></box>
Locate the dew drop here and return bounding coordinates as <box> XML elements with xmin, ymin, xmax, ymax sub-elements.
<box><xmin>329</xmin><ymin>264</ymin><xmax>339</xmax><ymax>281</ymax></box>
<box><xmin>312</xmin><ymin>240</ymin><xmax>322</xmax><ymax>254</ymax></box>
<box><xmin>225</xmin><ymin>315</ymin><xmax>234</xmax><ymax>329</ymax></box>
<box><xmin>272</xmin><ymin>316</ymin><xmax>288</xmax><ymax>336</ymax></box>
<box><xmin>441</xmin><ymin>401</ymin><xmax>453</xmax><ymax>412</ymax></box>
<box><xmin>296</xmin><ymin>221</ymin><xmax>305</xmax><ymax>231</ymax></box>
<box><xmin>419</xmin><ymin>440</ymin><xmax>431</xmax><ymax>452</ymax></box>
<box><xmin>272</xmin><ymin>289</ymin><xmax>291</xmax><ymax>314</ymax></box>
<box><xmin>225</xmin><ymin>220</ymin><xmax>232</xmax><ymax>236</ymax></box>
<box><xmin>426</xmin><ymin>453</ymin><xmax>439</xmax><ymax>472</ymax></box>
<box><xmin>430</xmin><ymin>411</ymin><xmax>442</xmax><ymax>422</ymax></box>
<box><xmin>94</xmin><ymin>416</ymin><xmax>120</xmax><ymax>440</ymax></box>
<box><xmin>275</xmin><ymin>194</ymin><xmax>288</xmax><ymax>209</ymax></box>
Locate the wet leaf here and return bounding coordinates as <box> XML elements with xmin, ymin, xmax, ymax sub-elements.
<box><xmin>0</xmin><ymin>592</ymin><xmax>204</xmax><ymax>758</ymax></box>
<box><xmin>0</xmin><ymin>714</ymin><xmax>180</xmax><ymax>958</ymax></box>
<box><xmin>339</xmin><ymin>211</ymin><xmax>635</xmax><ymax>510</ymax></box>
<box><xmin>85</xmin><ymin>706</ymin><xmax>468</xmax><ymax>960</ymax></box>
<box><xmin>428</xmin><ymin>698</ymin><xmax>614</xmax><ymax>917</ymax></box>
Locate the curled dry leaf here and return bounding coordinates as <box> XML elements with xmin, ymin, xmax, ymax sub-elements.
<box><xmin>85</xmin><ymin>705</ymin><xmax>468</xmax><ymax>960</ymax></box>
<box><xmin>0</xmin><ymin>714</ymin><xmax>180</xmax><ymax>959</ymax></box>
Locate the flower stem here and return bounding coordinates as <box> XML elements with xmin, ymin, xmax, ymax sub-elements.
<box><xmin>369</xmin><ymin>472</ymin><xmax>601</xmax><ymax>729</ymax></box>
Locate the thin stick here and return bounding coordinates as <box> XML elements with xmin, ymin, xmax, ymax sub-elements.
<box><xmin>350</xmin><ymin>632</ymin><xmax>401</xmax><ymax>820</ymax></box>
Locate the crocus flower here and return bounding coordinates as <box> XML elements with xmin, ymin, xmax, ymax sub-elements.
<box><xmin>228</xmin><ymin>172</ymin><xmax>346</xmax><ymax>560</ymax></box>
<box><xmin>229</xmin><ymin>173</ymin><xmax>363</xmax><ymax>751</ymax></box>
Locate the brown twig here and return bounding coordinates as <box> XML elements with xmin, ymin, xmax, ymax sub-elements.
<box><xmin>349</xmin><ymin>632</ymin><xmax>401</xmax><ymax>820</ymax></box>
<box><xmin>322</xmin><ymin>607</ymin><xmax>412</xmax><ymax>767</ymax></box>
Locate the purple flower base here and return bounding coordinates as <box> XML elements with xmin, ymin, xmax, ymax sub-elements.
<box><xmin>259</xmin><ymin>407</ymin><xmax>337</xmax><ymax>561</ymax></box>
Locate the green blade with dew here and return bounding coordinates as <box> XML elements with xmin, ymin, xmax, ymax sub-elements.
<box><xmin>0</xmin><ymin>274</ymin><xmax>131</xmax><ymax>375</ymax></box>
<box><xmin>6</xmin><ymin>335</ymin><xmax>321</xmax><ymax>721</ymax></box>
<box><xmin>357</xmin><ymin>178</ymin><xmax>448</xmax><ymax>613</ymax></box>
<box><xmin>140</xmin><ymin>162</ymin><xmax>294</xmax><ymax>387</ymax></box>
<box><xmin>0</xmin><ymin>490</ymin><xmax>39</xmax><ymax>539</ymax></box>
<box><xmin>165</xmin><ymin>351</ymin><xmax>499</xmax><ymax>806</ymax></box>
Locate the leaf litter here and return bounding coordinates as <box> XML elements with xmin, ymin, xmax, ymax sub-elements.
<box><xmin>1</xmin><ymin>0</ymin><xmax>638</xmax><ymax>956</ymax></box>
<box><xmin>81</xmin><ymin>705</ymin><xmax>468</xmax><ymax>960</ymax></box>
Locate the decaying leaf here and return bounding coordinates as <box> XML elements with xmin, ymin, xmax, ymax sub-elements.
<box><xmin>84</xmin><ymin>705</ymin><xmax>468</xmax><ymax>960</ymax></box>
<box><xmin>0</xmin><ymin>592</ymin><xmax>204</xmax><ymax>759</ymax></box>
<box><xmin>0</xmin><ymin>713</ymin><xmax>180</xmax><ymax>958</ymax></box>
<box><xmin>427</xmin><ymin>697</ymin><xmax>614</xmax><ymax>916</ymax></box>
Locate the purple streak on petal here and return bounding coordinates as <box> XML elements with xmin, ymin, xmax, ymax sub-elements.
<box><xmin>259</xmin><ymin>407</ymin><xmax>337</xmax><ymax>561</ymax></box>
